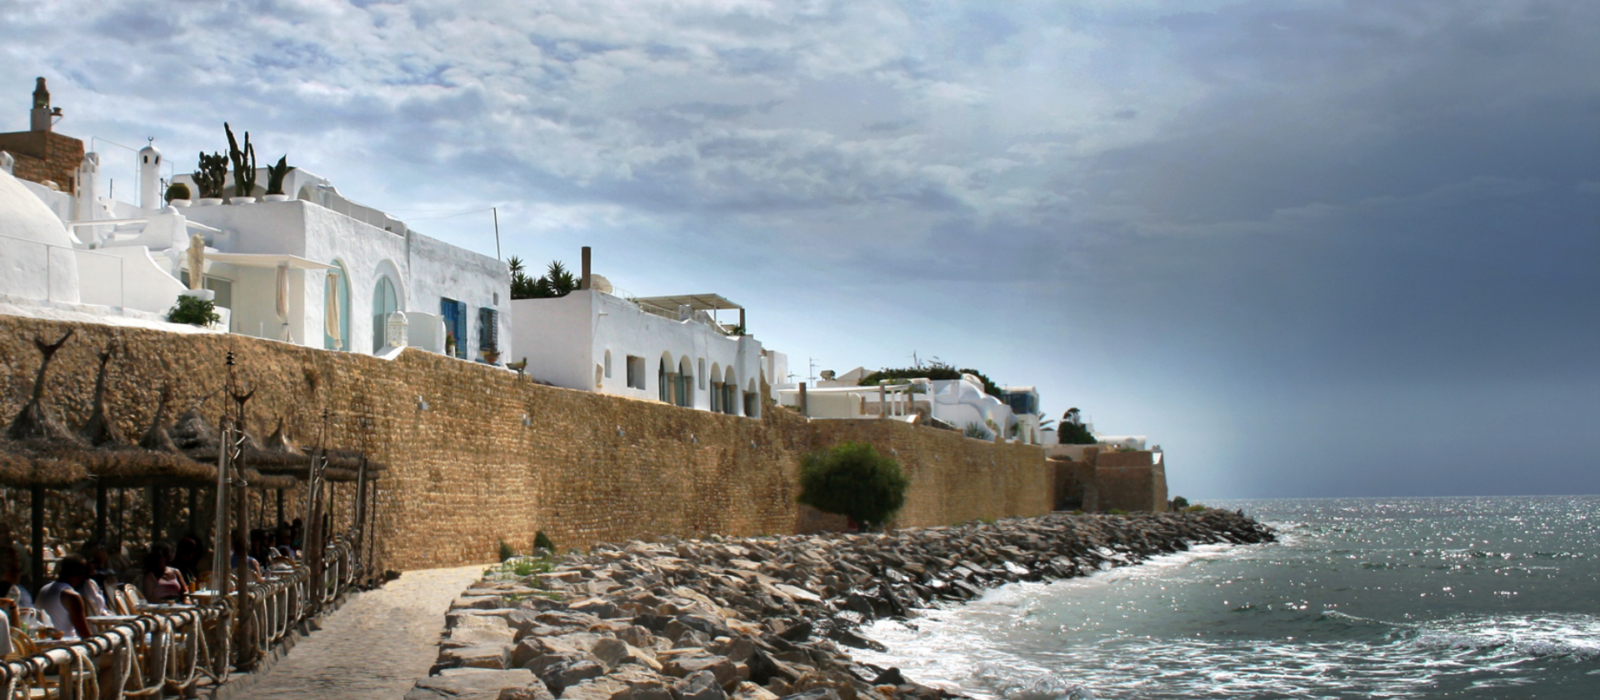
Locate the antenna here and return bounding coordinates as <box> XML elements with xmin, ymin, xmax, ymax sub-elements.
<box><xmin>492</xmin><ymin>207</ymin><xmax>501</xmax><ymax>260</ymax></box>
<box><xmin>807</xmin><ymin>357</ymin><xmax>819</xmax><ymax>384</ymax></box>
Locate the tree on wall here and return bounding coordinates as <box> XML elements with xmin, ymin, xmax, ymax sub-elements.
<box><xmin>1058</xmin><ymin>408</ymin><xmax>1096</xmax><ymax>445</ymax></box>
<box><xmin>859</xmin><ymin>359</ymin><xmax>1003</xmax><ymax>397</ymax></box>
<box><xmin>797</xmin><ymin>442</ymin><xmax>909</xmax><ymax>530</ymax></box>
<box><xmin>510</xmin><ymin>257</ymin><xmax>579</xmax><ymax>300</ymax></box>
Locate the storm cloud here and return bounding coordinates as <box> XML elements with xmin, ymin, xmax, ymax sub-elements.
<box><xmin>3</xmin><ymin>0</ymin><xmax>1596</xmax><ymax>497</ymax></box>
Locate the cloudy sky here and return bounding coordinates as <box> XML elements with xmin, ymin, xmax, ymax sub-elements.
<box><xmin>4</xmin><ymin>0</ymin><xmax>1596</xmax><ymax>498</ymax></box>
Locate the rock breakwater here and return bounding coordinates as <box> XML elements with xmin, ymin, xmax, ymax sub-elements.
<box><xmin>405</xmin><ymin>511</ymin><xmax>1274</xmax><ymax>700</ymax></box>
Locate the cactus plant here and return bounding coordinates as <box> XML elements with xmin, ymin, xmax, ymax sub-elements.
<box><xmin>225</xmin><ymin>122</ymin><xmax>256</xmax><ymax>198</ymax></box>
<box><xmin>165</xmin><ymin>182</ymin><xmax>191</xmax><ymax>203</ymax></box>
<box><xmin>265</xmin><ymin>155</ymin><xmax>293</xmax><ymax>196</ymax></box>
<box><xmin>192</xmin><ymin>152</ymin><xmax>228</xmax><ymax>199</ymax></box>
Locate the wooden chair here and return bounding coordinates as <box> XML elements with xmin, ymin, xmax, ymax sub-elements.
<box><xmin>6</xmin><ymin>627</ymin><xmax>61</xmax><ymax>700</ymax></box>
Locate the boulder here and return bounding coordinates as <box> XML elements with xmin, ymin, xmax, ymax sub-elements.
<box><xmin>437</xmin><ymin>642</ymin><xmax>514</xmax><ymax>670</ymax></box>
<box><xmin>673</xmin><ymin>670</ymin><xmax>728</xmax><ymax>700</ymax></box>
<box><xmin>405</xmin><ymin>669</ymin><xmax>548</xmax><ymax>700</ymax></box>
<box><xmin>539</xmin><ymin>659</ymin><xmax>606</xmax><ymax>696</ymax></box>
<box><xmin>662</xmin><ymin>654</ymin><xmax>737</xmax><ymax>687</ymax></box>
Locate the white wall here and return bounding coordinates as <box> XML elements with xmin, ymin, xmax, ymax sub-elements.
<box><xmin>76</xmin><ymin>246</ymin><xmax>186</xmax><ymax>314</ymax></box>
<box><xmin>512</xmin><ymin>290</ymin><xmax>766</xmax><ymax>417</ymax></box>
<box><xmin>183</xmin><ymin>200</ymin><xmax>508</xmax><ymax>359</ymax></box>
<box><xmin>510</xmin><ymin>293</ymin><xmax>593</xmax><ymax>390</ymax></box>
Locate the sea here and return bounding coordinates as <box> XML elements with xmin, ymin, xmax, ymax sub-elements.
<box><xmin>855</xmin><ymin>496</ymin><xmax>1600</xmax><ymax>700</ymax></box>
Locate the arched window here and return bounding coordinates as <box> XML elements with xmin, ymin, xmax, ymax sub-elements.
<box><xmin>709</xmin><ymin>363</ymin><xmax>722</xmax><ymax>413</ymax></box>
<box><xmin>659</xmin><ymin>353</ymin><xmax>673</xmax><ymax>403</ymax></box>
<box><xmin>372</xmin><ymin>275</ymin><xmax>398</xmax><ymax>353</ymax></box>
<box><xmin>724</xmin><ymin>367</ymin><xmax>738</xmax><ymax>415</ymax></box>
<box><xmin>604</xmin><ymin>350</ymin><xmax>613</xmax><ymax>378</ymax></box>
<box><xmin>323</xmin><ymin>261</ymin><xmax>351</xmax><ymax>351</ymax></box>
<box><xmin>743</xmin><ymin>379</ymin><xmax>759</xmax><ymax>418</ymax></box>
<box><xmin>677</xmin><ymin>356</ymin><xmax>694</xmax><ymax>407</ymax></box>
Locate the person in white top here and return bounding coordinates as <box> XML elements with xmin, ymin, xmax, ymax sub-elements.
<box><xmin>36</xmin><ymin>554</ymin><xmax>93</xmax><ymax>640</ymax></box>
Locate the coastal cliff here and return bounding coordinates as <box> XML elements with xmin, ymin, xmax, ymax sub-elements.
<box><xmin>406</xmin><ymin>510</ymin><xmax>1274</xmax><ymax>700</ymax></box>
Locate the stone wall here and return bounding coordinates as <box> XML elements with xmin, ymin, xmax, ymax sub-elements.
<box><xmin>1048</xmin><ymin>448</ymin><xmax>1168</xmax><ymax>513</ymax></box>
<box><xmin>0</xmin><ymin>131</ymin><xmax>84</xmax><ymax>192</ymax></box>
<box><xmin>0</xmin><ymin>315</ymin><xmax>1049</xmax><ymax>571</ymax></box>
<box><xmin>1090</xmin><ymin>451</ymin><xmax>1168</xmax><ymax>513</ymax></box>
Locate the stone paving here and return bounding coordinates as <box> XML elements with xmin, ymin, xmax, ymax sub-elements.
<box><xmin>241</xmin><ymin>564</ymin><xmax>486</xmax><ymax>700</ymax></box>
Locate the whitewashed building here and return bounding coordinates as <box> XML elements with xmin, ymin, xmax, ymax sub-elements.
<box><xmin>0</xmin><ymin>79</ymin><xmax>509</xmax><ymax>362</ymax></box>
<box><xmin>778</xmin><ymin>371</ymin><xmax>1049</xmax><ymax>444</ymax></box>
<box><xmin>510</xmin><ymin>263</ymin><xmax>781</xmax><ymax>417</ymax></box>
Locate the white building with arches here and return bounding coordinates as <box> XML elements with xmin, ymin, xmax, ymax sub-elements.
<box><xmin>510</xmin><ymin>285</ymin><xmax>781</xmax><ymax>418</ymax></box>
<box><xmin>0</xmin><ymin>79</ymin><xmax>509</xmax><ymax>362</ymax></box>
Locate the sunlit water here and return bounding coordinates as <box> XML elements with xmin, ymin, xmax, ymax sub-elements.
<box><xmin>856</xmin><ymin>497</ymin><xmax>1600</xmax><ymax>699</ymax></box>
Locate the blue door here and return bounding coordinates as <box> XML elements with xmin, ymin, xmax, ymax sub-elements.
<box><xmin>441</xmin><ymin>298</ymin><xmax>467</xmax><ymax>358</ymax></box>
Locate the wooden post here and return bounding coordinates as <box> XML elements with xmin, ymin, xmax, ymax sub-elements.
<box><xmin>353</xmin><ymin>458</ymin><xmax>368</xmax><ymax>572</ymax></box>
<box><xmin>29</xmin><ymin>486</ymin><xmax>44</xmax><ymax>596</ymax></box>
<box><xmin>210</xmin><ymin>425</ymin><xmax>230</xmax><ymax>594</ymax></box>
<box><xmin>149</xmin><ymin>486</ymin><xmax>165</xmax><ymax>546</ymax></box>
<box><xmin>188</xmin><ymin>487</ymin><xmax>199</xmax><ymax>535</ymax></box>
<box><xmin>233</xmin><ymin>446</ymin><xmax>252</xmax><ymax>667</ymax></box>
<box><xmin>94</xmin><ymin>484</ymin><xmax>107</xmax><ymax>544</ymax></box>
<box><xmin>738</xmin><ymin>307</ymin><xmax>745</xmax><ymax>334</ymax></box>
<box><xmin>798</xmin><ymin>382</ymin><xmax>808</xmax><ymax>417</ymax></box>
<box><xmin>580</xmin><ymin>246</ymin><xmax>592</xmax><ymax>290</ymax></box>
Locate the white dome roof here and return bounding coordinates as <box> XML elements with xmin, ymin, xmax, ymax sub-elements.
<box><xmin>0</xmin><ymin>169</ymin><xmax>73</xmax><ymax>248</ymax></box>
<box><xmin>0</xmin><ymin>168</ymin><xmax>80</xmax><ymax>303</ymax></box>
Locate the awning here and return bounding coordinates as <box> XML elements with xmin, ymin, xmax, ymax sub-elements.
<box><xmin>633</xmin><ymin>293</ymin><xmax>743</xmax><ymax>314</ymax></box>
<box><xmin>205</xmin><ymin>253</ymin><xmax>337</xmax><ymax>270</ymax></box>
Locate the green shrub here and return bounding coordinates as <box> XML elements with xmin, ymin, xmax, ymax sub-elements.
<box><xmin>532</xmin><ymin>530</ymin><xmax>556</xmax><ymax>554</ymax></box>
<box><xmin>1186</xmin><ymin>504</ymin><xmax>1207</xmax><ymax>513</ymax></box>
<box><xmin>1172</xmin><ymin>496</ymin><xmax>1190</xmax><ymax>511</ymax></box>
<box><xmin>798</xmin><ymin>441</ymin><xmax>909</xmax><ymax>530</ymax></box>
<box><xmin>1057</xmin><ymin>420</ymin><xmax>1096</xmax><ymax>445</ymax></box>
<box><xmin>1108</xmin><ymin>508</ymin><xmax>1128</xmax><ymax>515</ymax></box>
<box><xmin>168</xmin><ymin>294</ymin><xmax>220</xmax><ymax>326</ymax></box>
<box><xmin>165</xmin><ymin>182</ymin><xmax>191</xmax><ymax>202</ymax></box>
<box><xmin>963</xmin><ymin>422</ymin><xmax>990</xmax><ymax>440</ymax></box>
<box><xmin>860</xmin><ymin>361</ymin><xmax>1002</xmax><ymax>397</ymax></box>
<box><xmin>497</xmin><ymin>539</ymin><xmax>516</xmax><ymax>562</ymax></box>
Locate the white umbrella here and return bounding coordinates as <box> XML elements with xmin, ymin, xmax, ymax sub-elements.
<box><xmin>324</xmin><ymin>271</ymin><xmax>342</xmax><ymax>349</ymax></box>
<box><xmin>275</xmin><ymin>264</ymin><xmax>288</xmax><ymax>319</ymax></box>
<box><xmin>276</xmin><ymin>264</ymin><xmax>291</xmax><ymax>340</ymax></box>
<box><xmin>186</xmin><ymin>233</ymin><xmax>205</xmax><ymax>290</ymax></box>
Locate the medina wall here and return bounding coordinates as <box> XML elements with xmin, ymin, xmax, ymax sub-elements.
<box><xmin>0</xmin><ymin>315</ymin><xmax>1048</xmax><ymax>570</ymax></box>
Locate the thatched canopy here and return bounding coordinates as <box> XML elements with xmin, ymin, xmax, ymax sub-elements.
<box><xmin>326</xmin><ymin>449</ymin><xmax>386</xmax><ymax>472</ymax></box>
<box><xmin>0</xmin><ymin>441</ymin><xmax>89</xmax><ymax>487</ymax></box>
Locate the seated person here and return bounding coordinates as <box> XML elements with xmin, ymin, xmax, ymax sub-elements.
<box><xmin>37</xmin><ymin>555</ymin><xmax>93</xmax><ymax>640</ymax></box>
<box><xmin>0</xmin><ymin>547</ymin><xmax>32</xmax><ymax>609</ymax></box>
<box><xmin>228</xmin><ymin>533</ymin><xmax>264</xmax><ymax>584</ymax></box>
<box><xmin>171</xmin><ymin>535</ymin><xmax>204</xmax><ymax>584</ymax></box>
<box><xmin>141</xmin><ymin>542</ymin><xmax>188</xmax><ymax>603</ymax></box>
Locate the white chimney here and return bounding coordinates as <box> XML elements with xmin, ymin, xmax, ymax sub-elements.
<box><xmin>30</xmin><ymin>77</ymin><xmax>54</xmax><ymax>133</ymax></box>
<box><xmin>138</xmin><ymin>139</ymin><xmax>162</xmax><ymax>209</ymax></box>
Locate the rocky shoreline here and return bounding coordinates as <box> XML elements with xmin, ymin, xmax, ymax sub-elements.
<box><xmin>405</xmin><ymin>511</ymin><xmax>1275</xmax><ymax>700</ymax></box>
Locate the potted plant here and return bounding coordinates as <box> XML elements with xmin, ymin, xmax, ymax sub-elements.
<box><xmin>225</xmin><ymin>123</ymin><xmax>257</xmax><ymax>204</ymax></box>
<box><xmin>165</xmin><ymin>182</ymin><xmax>192</xmax><ymax>207</ymax></box>
<box><xmin>263</xmin><ymin>155</ymin><xmax>293</xmax><ymax>202</ymax></box>
<box><xmin>445</xmin><ymin>332</ymin><xmax>457</xmax><ymax>358</ymax></box>
<box><xmin>483</xmin><ymin>346</ymin><xmax>501</xmax><ymax>365</ymax></box>
<box><xmin>193</xmin><ymin>152</ymin><xmax>228</xmax><ymax>205</ymax></box>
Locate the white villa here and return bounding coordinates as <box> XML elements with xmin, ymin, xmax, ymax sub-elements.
<box><xmin>776</xmin><ymin>368</ymin><xmax>1050</xmax><ymax>444</ymax></box>
<box><xmin>510</xmin><ymin>260</ymin><xmax>784</xmax><ymax>418</ymax></box>
<box><xmin>0</xmin><ymin>79</ymin><xmax>509</xmax><ymax>362</ymax></box>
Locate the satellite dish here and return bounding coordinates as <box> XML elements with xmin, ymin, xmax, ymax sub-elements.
<box><xmin>590</xmin><ymin>274</ymin><xmax>613</xmax><ymax>294</ymax></box>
